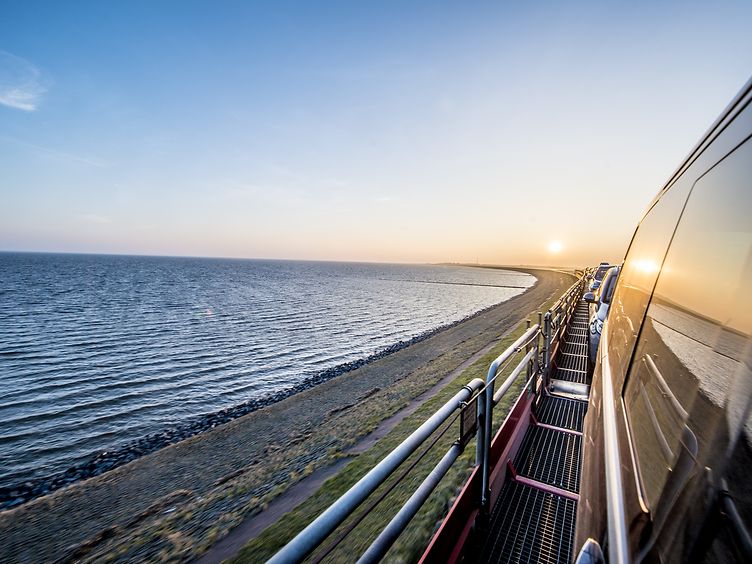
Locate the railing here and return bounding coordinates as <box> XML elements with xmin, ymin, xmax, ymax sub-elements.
<box><xmin>270</xmin><ymin>272</ymin><xmax>586</xmax><ymax>563</ymax></box>
<box><xmin>479</xmin><ymin>323</ymin><xmax>540</xmax><ymax>513</ymax></box>
<box><xmin>543</xmin><ymin>276</ymin><xmax>588</xmax><ymax>387</ymax></box>
<box><xmin>267</xmin><ymin>378</ymin><xmax>487</xmax><ymax>564</ymax></box>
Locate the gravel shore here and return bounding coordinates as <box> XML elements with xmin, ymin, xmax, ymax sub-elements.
<box><xmin>0</xmin><ymin>268</ymin><xmax>572</xmax><ymax>563</ymax></box>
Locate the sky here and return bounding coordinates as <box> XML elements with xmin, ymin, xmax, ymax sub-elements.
<box><xmin>1</xmin><ymin>1</ymin><xmax>750</xmax><ymax>267</ymax></box>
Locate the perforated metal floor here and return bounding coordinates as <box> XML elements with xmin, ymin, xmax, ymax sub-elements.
<box><xmin>535</xmin><ymin>395</ymin><xmax>587</xmax><ymax>432</ymax></box>
<box><xmin>560</xmin><ymin>341</ymin><xmax>587</xmax><ymax>356</ymax></box>
<box><xmin>479</xmin><ymin>480</ymin><xmax>577</xmax><ymax>564</ymax></box>
<box><xmin>552</xmin><ymin>301</ymin><xmax>590</xmax><ymax>385</ymax></box>
<box><xmin>513</xmin><ymin>426</ymin><xmax>582</xmax><ymax>493</ymax></box>
<box><xmin>477</xmin><ymin>298</ymin><xmax>590</xmax><ymax>564</ymax></box>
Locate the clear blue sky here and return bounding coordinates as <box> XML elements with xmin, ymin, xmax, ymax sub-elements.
<box><xmin>1</xmin><ymin>0</ymin><xmax>750</xmax><ymax>265</ymax></box>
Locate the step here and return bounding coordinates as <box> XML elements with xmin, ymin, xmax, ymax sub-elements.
<box><xmin>552</xmin><ymin>366</ymin><xmax>588</xmax><ymax>385</ymax></box>
<box><xmin>535</xmin><ymin>395</ymin><xmax>587</xmax><ymax>432</ymax></box>
<box><xmin>479</xmin><ymin>480</ymin><xmax>577</xmax><ymax>564</ymax></box>
<box><xmin>513</xmin><ymin>425</ymin><xmax>582</xmax><ymax>493</ymax></box>
<box><xmin>555</xmin><ymin>350</ymin><xmax>588</xmax><ymax>373</ymax></box>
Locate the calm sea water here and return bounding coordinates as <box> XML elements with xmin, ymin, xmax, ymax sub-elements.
<box><xmin>0</xmin><ymin>253</ymin><xmax>534</xmax><ymax>488</ymax></box>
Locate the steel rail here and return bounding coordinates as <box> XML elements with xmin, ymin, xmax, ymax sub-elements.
<box><xmin>493</xmin><ymin>347</ymin><xmax>536</xmax><ymax>405</ymax></box>
<box><xmin>267</xmin><ymin>378</ymin><xmax>485</xmax><ymax>564</ymax></box>
<box><xmin>480</xmin><ymin>324</ymin><xmax>540</xmax><ymax>511</ymax></box>
<box><xmin>357</xmin><ymin>443</ymin><xmax>463</xmax><ymax>563</ymax></box>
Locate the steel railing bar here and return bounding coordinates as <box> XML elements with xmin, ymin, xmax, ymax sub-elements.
<box><xmin>357</xmin><ymin>443</ymin><xmax>463</xmax><ymax>563</ymax></box>
<box><xmin>311</xmin><ymin>408</ymin><xmax>461</xmax><ymax>563</ymax></box>
<box><xmin>268</xmin><ymin>378</ymin><xmax>485</xmax><ymax>563</ymax></box>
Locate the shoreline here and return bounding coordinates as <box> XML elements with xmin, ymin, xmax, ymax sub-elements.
<box><xmin>0</xmin><ymin>268</ymin><xmax>573</xmax><ymax>564</ymax></box>
<box><xmin>0</xmin><ymin>281</ymin><xmax>534</xmax><ymax>510</ymax></box>
<box><xmin>195</xmin><ymin>311</ymin><xmax>531</xmax><ymax>563</ymax></box>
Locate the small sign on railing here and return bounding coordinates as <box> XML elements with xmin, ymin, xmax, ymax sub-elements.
<box><xmin>459</xmin><ymin>401</ymin><xmax>477</xmax><ymax>447</ymax></box>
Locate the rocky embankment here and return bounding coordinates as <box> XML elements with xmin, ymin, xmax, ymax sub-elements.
<box><xmin>0</xmin><ymin>294</ymin><xmax>530</xmax><ymax>510</ymax></box>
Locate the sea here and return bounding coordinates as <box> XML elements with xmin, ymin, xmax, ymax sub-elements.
<box><xmin>0</xmin><ymin>253</ymin><xmax>535</xmax><ymax>490</ymax></box>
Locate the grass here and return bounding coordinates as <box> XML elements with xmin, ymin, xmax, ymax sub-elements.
<box><xmin>6</xmin><ymin>273</ymin><xmax>569</xmax><ymax>563</ymax></box>
<box><xmin>232</xmin><ymin>295</ymin><xmax>559</xmax><ymax>563</ymax></box>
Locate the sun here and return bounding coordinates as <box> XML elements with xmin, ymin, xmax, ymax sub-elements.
<box><xmin>548</xmin><ymin>240</ymin><xmax>563</xmax><ymax>254</ymax></box>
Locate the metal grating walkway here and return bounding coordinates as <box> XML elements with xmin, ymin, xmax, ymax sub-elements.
<box><xmin>535</xmin><ymin>395</ymin><xmax>587</xmax><ymax>433</ymax></box>
<box><xmin>551</xmin><ymin>301</ymin><xmax>590</xmax><ymax>385</ymax></box>
<box><xmin>560</xmin><ymin>341</ymin><xmax>587</xmax><ymax>356</ymax></box>
<box><xmin>479</xmin><ymin>480</ymin><xmax>577</xmax><ymax>564</ymax></box>
<box><xmin>514</xmin><ymin>426</ymin><xmax>581</xmax><ymax>493</ymax></box>
<box><xmin>552</xmin><ymin>366</ymin><xmax>588</xmax><ymax>385</ymax></box>
<box><xmin>479</xmin><ymin>298</ymin><xmax>590</xmax><ymax>564</ymax></box>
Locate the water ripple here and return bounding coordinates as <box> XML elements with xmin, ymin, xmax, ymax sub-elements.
<box><xmin>0</xmin><ymin>253</ymin><xmax>534</xmax><ymax>488</ymax></box>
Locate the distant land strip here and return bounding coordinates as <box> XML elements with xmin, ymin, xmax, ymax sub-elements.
<box><xmin>380</xmin><ymin>279</ymin><xmax>531</xmax><ymax>289</ymax></box>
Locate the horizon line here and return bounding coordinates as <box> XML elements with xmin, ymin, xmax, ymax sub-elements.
<box><xmin>0</xmin><ymin>249</ymin><xmax>584</xmax><ymax>270</ymax></box>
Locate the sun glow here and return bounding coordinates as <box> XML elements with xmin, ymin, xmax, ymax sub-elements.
<box><xmin>548</xmin><ymin>240</ymin><xmax>563</xmax><ymax>254</ymax></box>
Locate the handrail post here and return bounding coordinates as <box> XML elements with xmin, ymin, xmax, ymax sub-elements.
<box><xmin>479</xmin><ymin>325</ymin><xmax>539</xmax><ymax>515</ymax></box>
<box><xmin>475</xmin><ymin>386</ymin><xmax>486</xmax><ymax>467</ymax></box>
<box><xmin>543</xmin><ymin>311</ymin><xmax>552</xmax><ymax>388</ymax></box>
<box><xmin>480</xmin><ymin>369</ymin><xmax>495</xmax><ymax>514</ymax></box>
<box><xmin>536</xmin><ymin>312</ymin><xmax>543</xmax><ymax>376</ymax></box>
<box><xmin>525</xmin><ymin>319</ymin><xmax>532</xmax><ymax>380</ymax></box>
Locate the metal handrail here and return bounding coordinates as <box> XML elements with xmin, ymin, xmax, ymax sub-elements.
<box><xmin>269</xmin><ymin>272</ymin><xmax>589</xmax><ymax>563</ymax></box>
<box><xmin>357</xmin><ymin>443</ymin><xmax>462</xmax><ymax>563</ymax></box>
<box><xmin>268</xmin><ymin>378</ymin><xmax>485</xmax><ymax>564</ymax></box>
<box><xmin>480</xmin><ymin>325</ymin><xmax>540</xmax><ymax>511</ymax></box>
<box><xmin>543</xmin><ymin>275</ymin><xmax>587</xmax><ymax>386</ymax></box>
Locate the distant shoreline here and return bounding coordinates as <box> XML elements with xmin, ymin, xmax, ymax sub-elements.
<box><xmin>0</xmin><ymin>273</ymin><xmax>535</xmax><ymax>510</ymax></box>
<box><xmin>0</xmin><ymin>268</ymin><xmax>574</xmax><ymax>564</ymax></box>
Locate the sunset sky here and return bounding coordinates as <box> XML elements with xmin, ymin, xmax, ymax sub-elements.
<box><xmin>1</xmin><ymin>1</ymin><xmax>750</xmax><ymax>266</ymax></box>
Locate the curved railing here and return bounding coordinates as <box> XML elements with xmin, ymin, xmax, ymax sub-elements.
<box><xmin>543</xmin><ymin>275</ymin><xmax>588</xmax><ymax>386</ymax></box>
<box><xmin>269</xmin><ymin>271</ymin><xmax>586</xmax><ymax>563</ymax></box>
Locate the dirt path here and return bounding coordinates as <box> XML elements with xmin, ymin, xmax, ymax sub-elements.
<box><xmin>0</xmin><ymin>268</ymin><xmax>572</xmax><ymax>563</ymax></box>
<box><xmin>194</xmin><ymin>278</ymin><xmax>567</xmax><ymax>563</ymax></box>
<box><xmin>195</xmin><ymin>323</ymin><xmax>517</xmax><ymax>564</ymax></box>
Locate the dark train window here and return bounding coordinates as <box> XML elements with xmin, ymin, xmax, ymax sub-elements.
<box><xmin>604</xmin><ymin>177</ymin><xmax>693</xmax><ymax>389</ymax></box>
<box><xmin>623</xmin><ymin>137</ymin><xmax>752</xmax><ymax>561</ymax></box>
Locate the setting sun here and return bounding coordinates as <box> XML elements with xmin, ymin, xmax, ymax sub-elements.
<box><xmin>548</xmin><ymin>240</ymin><xmax>563</xmax><ymax>254</ymax></box>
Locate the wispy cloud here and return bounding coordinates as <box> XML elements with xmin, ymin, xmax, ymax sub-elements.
<box><xmin>79</xmin><ymin>214</ymin><xmax>112</xmax><ymax>225</ymax></box>
<box><xmin>0</xmin><ymin>136</ymin><xmax>109</xmax><ymax>168</ymax></box>
<box><xmin>0</xmin><ymin>51</ymin><xmax>49</xmax><ymax>111</ymax></box>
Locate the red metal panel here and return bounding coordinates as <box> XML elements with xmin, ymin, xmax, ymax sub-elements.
<box><xmin>420</xmin><ymin>379</ymin><xmax>537</xmax><ymax>563</ymax></box>
<box><xmin>419</xmin><ymin>467</ymin><xmax>480</xmax><ymax>564</ymax></box>
<box><xmin>487</xmin><ymin>381</ymin><xmax>534</xmax><ymax>507</ymax></box>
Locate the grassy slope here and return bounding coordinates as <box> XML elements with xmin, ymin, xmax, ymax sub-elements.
<box><xmin>233</xmin><ymin>294</ymin><xmax>559</xmax><ymax>563</ymax></box>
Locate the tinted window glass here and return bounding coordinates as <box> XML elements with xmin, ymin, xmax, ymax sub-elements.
<box><xmin>594</xmin><ymin>265</ymin><xmax>610</xmax><ymax>281</ymax></box>
<box><xmin>623</xmin><ymin>138</ymin><xmax>752</xmax><ymax>561</ymax></box>
<box><xmin>600</xmin><ymin>268</ymin><xmax>617</xmax><ymax>304</ymax></box>
<box><xmin>605</xmin><ymin>178</ymin><xmax>693</xmax><ymax>388</ymax></box>
<box><xmin>604</xmin><ymin>268</ymin><xmax>619</xmax><ymax>303</ymax></box>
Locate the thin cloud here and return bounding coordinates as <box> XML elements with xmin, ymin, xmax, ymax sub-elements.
<box><xmin>0</xmin><ymin>51</ymin><xmax>48</xmax><ymax>111</ymax></box>
<box><xmin>79</xmin><ymin>214</ymin><xmax>111</xmax><ymax>225</ymax></box>
<box><xmin>0</xmin><ymin>136</ymin><xmax>109</xmax><ymax>168</ymax></box>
